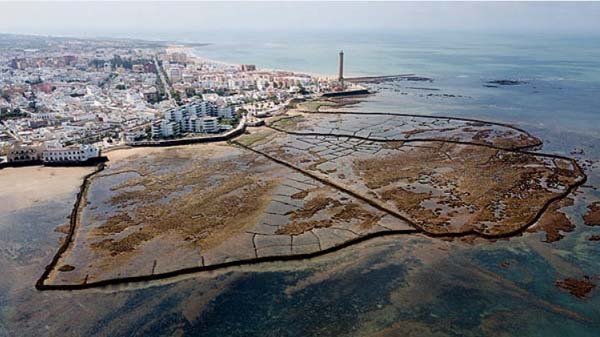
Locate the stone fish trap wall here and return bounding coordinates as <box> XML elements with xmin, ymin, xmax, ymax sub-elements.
<box><xmin>35</xmin><ymin>112</ymin><xmax>586</xmax><ymax>291</ymax></box>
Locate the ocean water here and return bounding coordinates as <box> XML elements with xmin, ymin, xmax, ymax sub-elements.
<box><xmin>1</xmin><ymin>30</ymin><xmax>600</xmax><ymax>336</ymax></box>
<box><xmin>192</xmin><ymin>30</ymin><xmax>600</xmax><ymax>155</ymax></box>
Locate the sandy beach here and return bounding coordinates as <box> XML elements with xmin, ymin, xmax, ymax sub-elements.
<box><xmin>185</xmin><ymin>46</ymin><xmax>337</xmax><ymax>80</ymax></box>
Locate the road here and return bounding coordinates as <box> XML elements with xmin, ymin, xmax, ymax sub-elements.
<box><xmin>153</xmin><ymin>55</ymin><xmax>176</xmax><ymax>105</ymax></box>
<box><xmin>0</xmin><ymin>120</ymin><xmax>23</xmax><ymax>142</ymax></box>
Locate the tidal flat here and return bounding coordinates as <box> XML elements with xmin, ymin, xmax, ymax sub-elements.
<box><xmin>3</xmin><ymin>27</ymin><xmax>600</xmax><ymax>335</ymax></box>
<box><xmin>1</xmin><ymin>112</ymin><xmax>599</xmax><ymax>335</ymax></box>
<box><xmin>30</xmin><ymin>104</ymin><xmax>588</xmax><ymax>293</ymax></box>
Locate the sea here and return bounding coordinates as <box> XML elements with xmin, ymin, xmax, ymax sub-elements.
<box><xmin>191</xmin><ymin>30</ymin><xmax>599</xmax><ymax>148</ymax></box>
<box><xmin>1</xmin><ymin>30</ymin><xmax>599</xmax><ymax>336</ymax></box>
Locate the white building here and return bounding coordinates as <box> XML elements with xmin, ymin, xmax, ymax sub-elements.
<box><xmin>218</xmin><ymin>105</ymin><xmax>234</xmax><ymax>119</ymax></box>
<box><xmin>164</xmin><ymin>108</ymin><xmax>185</xmax><ymax>122</ymax></box>
<box><xmin>188</xmin><ymin>116</ymin><xmax>203</xmax><ymax>133</ymax></box>
<box><xmin>122</xmin><ymin>130</ymin><xmax>146</xmax><ymax>142</ymax></box>
<box><xmin>151</xmin><ymin>119</ymin><xmax>180</xmax><ymax>138</ymax></box>
<box><xmin>168</xmin><ymin>65</ymin><xmax>183</xmax><ymax>82</ymax></box>
<box><xmin>200</xmin><ymin>117</ymin><xmax>219</xmax><ymax>133</ymax></box>
<box><xmin>42</xmin><ymin>144</ymin><xmax>100</xmax><ymax>163</ymax></box>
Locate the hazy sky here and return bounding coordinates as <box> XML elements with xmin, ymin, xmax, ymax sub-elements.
<box><xmin>1</xmin><ymin>1</ymin><xmax>599</xmax><ymax>38</ymax></box>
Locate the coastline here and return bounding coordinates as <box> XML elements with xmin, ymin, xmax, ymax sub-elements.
<box><xmin>33</xmin><ymin>104</ymin><xmax>588</xmax><ymax>290</ymax></box>
<box><xmin>0</xmin><ymin>37</ymin><xmax>594</xmax><ymax>297</ymax></box>
<box><xmin>185</xmin><ymin>46</ymin><xmax>337</xmax><ymax>80</ymax></box>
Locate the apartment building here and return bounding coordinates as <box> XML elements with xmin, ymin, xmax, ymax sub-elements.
<box><xmin>42</xmin><ymin>144</ymin><xmax>100</xmax><ymax>162</ymax></box>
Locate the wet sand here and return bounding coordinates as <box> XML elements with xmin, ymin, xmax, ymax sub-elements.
<box><xmin>0</xmin><ymin>166</ymin><xmax>93</xmax><ymax>215</ymax></box>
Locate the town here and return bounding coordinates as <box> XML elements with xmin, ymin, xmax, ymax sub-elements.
<box><xmin>0</xmin><ymin>35</ymin><xmax>341</xmax><ymax>165</ymax></box>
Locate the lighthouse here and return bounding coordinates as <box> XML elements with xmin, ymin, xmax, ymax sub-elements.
<box><xmin>338</xmin><ymin>50</ymin><xmax>344</xmax><ymax>88</ymax></box>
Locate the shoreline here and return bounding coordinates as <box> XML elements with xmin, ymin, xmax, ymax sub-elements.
<box><xmin>1</xmin><ymin>36</ymin><xmax>592</xmax><ymax>292</ymax></box>
<box><xmin>34</xmin><ymin>108</ymin><xmax>587</xmax><ymax>291</ymax></box>
<box><xmin>185</xmin><ymin>47</ymin><xmax>337</xmax><ymax>80</ymax></box>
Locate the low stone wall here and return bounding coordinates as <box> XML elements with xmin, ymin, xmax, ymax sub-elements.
<box><xmin>321</xmin><ymin>89</ymin><xmax>370</xmax><ymax>98</ymax></box>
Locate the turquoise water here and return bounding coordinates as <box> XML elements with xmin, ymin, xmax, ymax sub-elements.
<box><xmin>1</xmin><ymin>30</ymin><xmax>599</xmax><ymax>336</ymax></box>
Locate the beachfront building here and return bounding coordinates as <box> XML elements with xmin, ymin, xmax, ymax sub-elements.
<box><xmin>184</xmin><ymin>116</ymin><xmax>220</xmax><ymax>133</ymax></box>
<box><xmin>151</xmin><ymin>119</ymin><xmax>181</xmax><ymax>138</ymax></box>
<box><xmin>7</xmin><ymin>143</ymin><xmax>43</xmax><ymax>162</ymax></box>
<box><xmin>149</xmin><ymin>100</ymin><xmax>234</xmax><ymax>139</ymax></box>
<box><xmin>199</xmin><ymin>116</ymin><xmax>219</xmax><ymax>133</ymax></box>
<box><xmin>42</xmin><ymin>144</ymin><xmax>100</xmax><ymax>163</ymax></box>
<box><xmin>184</xmin><ymin>101</ymin><xmax>232</xmax><ymax>118</ymax></box>
<box><xmin>217</xmin><ymin>105</ymin><xmax>234</xmax><ymax>119</ymax></box>
<box><xmin>7</xmin><ymin>142</ymin><xmax>100</xmax><ymax>163</ymax></box>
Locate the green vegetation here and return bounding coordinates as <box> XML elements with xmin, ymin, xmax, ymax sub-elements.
<box><xmin>219</xmin><ymin>117</ymin><xmax>240</xmax><ymax>127</ymax></box>
<box><xmin>0</xmin><ymin>108</ymin><xmax>28</xmax><ymax>121</ymax></box>
<box><xmin>171</xmin><ymin>90</ymin><xmax>182</xmax><ymax>104</ymax></box>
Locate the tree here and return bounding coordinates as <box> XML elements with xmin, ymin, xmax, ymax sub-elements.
<box><xmin>297</xmin><ymin>83</ymin><xmax>308</xmax><ymax>95</ymax></box>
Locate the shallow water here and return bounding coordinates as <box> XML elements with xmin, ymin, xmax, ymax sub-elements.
<box><xmin>1</xmin><ymin>31</ymin><xmax>600</xmax><ymax>336</ymax></box>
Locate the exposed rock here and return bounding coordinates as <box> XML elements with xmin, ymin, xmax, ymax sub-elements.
<box><xmin>583</xmin><ymin>202</ymin><xmax>600</xmax><ymax>226</ymax></box>
<box><xmin>58</xmin><ymin>265</ymin><xmax>75</xmax><ymax>272</ymax></box>
<box><xmin>555</xmin><ymin>276</ymin><xmax>596</xmax><ymax>299</ymax></box>
<box><xmin>530</xmin><ymin>198</ymin><xmax>575</xmax><ymax>242</ymax></box>
<box><xmin>486</xmin><ymin>80</ymin><xmax>527</xmax><ymax>86</ymax></box>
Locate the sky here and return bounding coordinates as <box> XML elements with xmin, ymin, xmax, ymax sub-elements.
<box><xmin>1</xmin><ymin>1</ymin><xmax>600</xmax><ymax>39</ymax></box>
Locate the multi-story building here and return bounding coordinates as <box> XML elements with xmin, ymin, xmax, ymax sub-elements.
<box><xmin>200</xmin><ymin>116</ymin><xmax>219</xmax><ymax>133</ymax></box>
<box><xmin>7</xmin><ymin>143</ymin><xmax>43</xmax><ymax>162</ymax></box>
<box><xmin>42</xmin><ymin>144</ymin><xmax>100</xmax><ymax>162</ymax></box>
<box><xmin>151</xmin><ymin>119</ymin><xmax>181</xmax><ymax>138</ymax></box>
<box><xmin>187</xmin><ymin>116</ymin><xmax>203</xmax><ymax>133</ymax></box>
<box><xmin>169</xmin><ymin>52</ymin><xmax>187</xmax><ymax>64</ymax></box>
<box><xmin>122</xmin><ymin>130</ymin><xmax>146</xmax><ymax>142</ymax></box>
<box><xmin>164</xmin><ymin>107</ymin><xmax>186</xmax><ymax>122</ymax></box>
<box><xmin>7</xmin><ymin>142</ymin><xmax>100</xmax><ymax>163</ymax></box>
<box><xmin>132</xmin><ymin>64</ymin><xmax>144</xmax><ymax>73</ymax></box>
<box><xmin>168</xmin><ymin>65</ymin><xmax>183</xmax><ymax>82</ymax></box>
<box><xmin>217</xmin><ymin>105</ymin><xmax>234</xmax><ymax>119</ymax></box>
<box><xmin>150</xmin><ymin>120</ymin><xmax>163</xmax><ymax>138</ymax></box>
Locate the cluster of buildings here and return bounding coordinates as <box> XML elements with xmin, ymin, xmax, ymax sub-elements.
<box><xmin>0</xmin><ymin>35</ymin><xmax>338</xmax><ymax>164</ymax></box>
<box><xmin>5</xmin><ymin>142</ymin><xmax>100</xmax><ymax>164</ymax></box>
<box><xmin>150</xmin><ymin>101</ymin><xmax>234</xmax><ymax>138</ymax></box>
<box><xmin>0</xmin><ymin>37</ymin><xmax>170</xmax><ymax>154</ymax></box>
<box><xmin>159</xmin><ymin>47</ymin><xmax>332</xmax><ymax>103</ymax></box>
